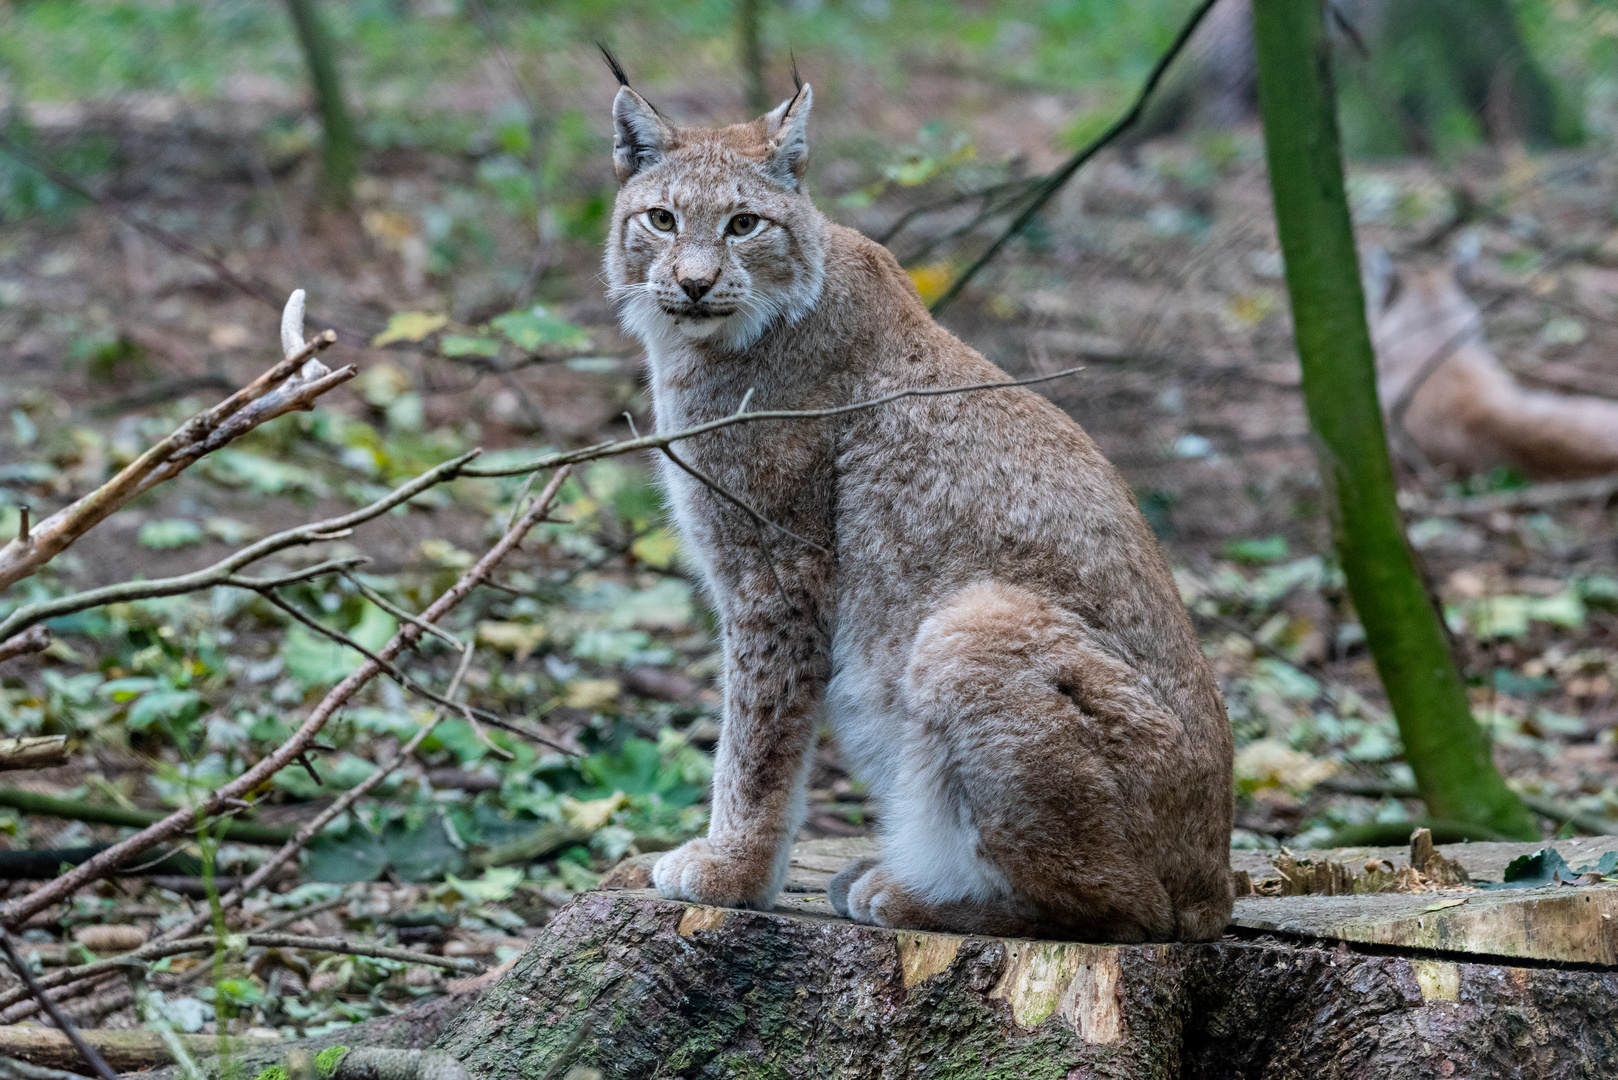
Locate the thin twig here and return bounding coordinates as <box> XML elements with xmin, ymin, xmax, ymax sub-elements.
<box><xmin>0</xmin><ymin>928</ymin><xmax>118</xmax><ymax>1080</ymax></box>
<box><xmin>927</xmin><ymin>0</ymin><xmax>1221</xmax><ymax>313</ymax></box>
<box><xmin>463</xmin><ymin>368</ymin><xmax>1085</xmax><ymax>479</ymax></box>
<box><xmin>0</xmin><ymin>453</ymin><xmax>478</xmax><ymax>644</ymax></box>
<box><xmin>0</xmin><ymin>629</ymin><xmax>49</xmax><ymax>667</ymax></box>
<box><xmin>626</xmin><ymin>413</ymin><xmax>826</xmax><ymax>554</ymax></box>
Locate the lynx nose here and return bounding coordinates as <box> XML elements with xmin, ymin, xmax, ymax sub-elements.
<box><xmin>679</xmin><ymin>273</ymin><xmax>717</xmax><ymax>302</ymax></box>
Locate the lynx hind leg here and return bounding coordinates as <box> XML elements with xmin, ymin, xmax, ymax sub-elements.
<box><xmin>898</xmin><ymin>581</ymin><xmax>1185</xmax><ymax>942</ymax></box>
<box><xmin>827</xmin><ymin>857</ymin><xmax>878</xmax><ymax>917</ymax></box>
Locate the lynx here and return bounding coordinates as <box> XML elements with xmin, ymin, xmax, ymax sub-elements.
<box><xmin>603</xmin><ymin>59</ymin><xmax>1234</xmax><ymax>941</ymax></box>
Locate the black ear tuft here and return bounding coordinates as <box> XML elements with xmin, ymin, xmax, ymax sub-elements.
<box><xmin>790</xmin><ymin>52</ymin><xmax>802</xmax><ymax>94</ymax></box>
<box><xmin>598</xmin><ymin>43</ymin><xmax>630</xmax><ymax>87</ymax></box>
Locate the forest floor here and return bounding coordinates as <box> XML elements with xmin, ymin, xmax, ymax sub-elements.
<box><xmin>4</xmin><ymin>43</ymin><xmax>1618</xmax><ymax>1044</ymax></box>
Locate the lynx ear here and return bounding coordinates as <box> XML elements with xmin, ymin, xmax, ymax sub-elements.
<box><xmin>763</xmin><ymin>83</ymin><xmax>812</xmax><ymax>189</ymax></box>
<box><xmin>613</xmin><ymin>86</ymin><xmax>671</xmax><ymax>183</ymax></box>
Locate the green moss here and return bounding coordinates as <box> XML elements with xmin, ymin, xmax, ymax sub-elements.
<box><xmin>253</xmin><ymin>1067</ymin><xmax>289</xmax><ymax>1080</ymax></box>
<box><xmin>313</xmin><ymin>1046</ymin><xmax>349</xmax><ymax>1079</ymax></box>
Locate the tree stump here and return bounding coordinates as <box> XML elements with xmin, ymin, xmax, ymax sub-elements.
<box><xmin>432</xmin><ymin>837</ymin><xmax>1618</xmax><ymax>1079</ymax></box>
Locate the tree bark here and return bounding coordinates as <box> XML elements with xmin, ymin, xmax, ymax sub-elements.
<box><xmin>283</xmin><ymin>0</ymin><xmax>358</xmax><ymax>206</ymax></box>
<box><xmin>1250</xmin><ymin>0</ymin><xmax>1536</xmax><ymax>840</ymax></box>
<box><xmin>737</xmin><ymin>0</ymin><xmax>768</xmax><ymax>114</ymax></box>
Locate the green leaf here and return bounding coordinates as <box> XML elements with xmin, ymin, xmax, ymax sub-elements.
<box><xmin>444</xmin><ymin>866</ymin><xmax>523</xmax><ymax>902</ymax></box>
<box><xmin>384</xmin><ymin>816</ymin><xmax>466</xmax><ymax>882</ymax></box>
<box><xmin>282</xmin><ymin>605</ymin><xmax>398</xmax><ymax>691</ymax></box>
<box><xmin>137</xmin><ymin>519</ymin><xmax>203</xmax><ymax>550</ymax></box>
<box><xmin>1575</xmin><ymin>850</ymin><xmax>1618</xmax><ymax>878</ymax></box>
<box><xmin>99</xmin><ymin>677</ymin><xmax>162</xmax><ymax>703</ymax></box>
<box><xmin>490</xmin><ymin>306</ymin><xmax>591</xmax><ymax>352</ymax></box>
<box><xmin>439</xmin><ymin>335</ymin><xmax>502</xmax><ymax>358</ymax></box>
<box><xmin>372</xmin><ymin>312</ymin><xmax>448</xmax><ymax>347</ymax></box>
<box><xmin>304</xmin><ymin>831</ymin><xmax>387</xmax><ymax>883</ymax></box>
<box><xmin>1487</xmin><ymin>846</ymin><xmax>1573</xmax><ymax>889</ymax></box>
<box><xmin>125</xmin><ymin>690</ymin><xmax>204</xmax><ymax>732</ymax></box>
<box><xmin>1223</xmin><ymin>535</ymin><xmax>1289</xmax><ymax>565</ymax></box>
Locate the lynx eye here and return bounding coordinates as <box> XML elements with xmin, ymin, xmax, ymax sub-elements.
<box><xmin>726</xmin><ymin>213</ymin><xmax>760</xmax><ymax>237</ymax></box>
<box><xmin>647</xmin><ymin>208</ymin><xmax>677</xmax><ymax>232</ymax></box>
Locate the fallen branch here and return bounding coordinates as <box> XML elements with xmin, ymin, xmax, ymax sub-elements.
<box><xmin>0</xmin><ymin>1052</ymin><xmax>89</xmax><ymax>1080</ymax></box>
<box><xmin>0</xmin><ymin>463</ymin><xmax>566</xmax><ymax>929</ymax></box>
<box><xmin>0</xmin><ymin>292</ymin><xmax>349</xmax><ymax>592</ymax></box>
<box><xmin>1318</xmin><ymin>777</ymin><xmax>1615</xmax><ymax>836</ymax></box>
<box><xmin>0</xmin><ymin>1027</ymin><xmax>281</xmax><ymax>1075</ymax></box>
<box><xmin>0</xmin><ymin>737</ymin><xmax>67</xmax><ymax>773</ymax></box>
<box><xmin>0</xmin><ymin>928</ymin><xmax>484</xmax><ymax>1018</ymax></box>
<box><xmin>0</xmin><ymin>846</ymin><xmax>203</xmax><ymax>880</ymax></box>
<box><xmin>0</xmin><ymin>630</ymin><xmax>49</xmax><ymax>667</ymax></box>
<box><xmin>0</xmin><ymin>790</ymin><xmax>292</xmax><ymax>846</ymax></box>
<box><xmin>317</xmin><ymin>1047</ymin><xmax>470</xmax><ymax>1080</ymax></box>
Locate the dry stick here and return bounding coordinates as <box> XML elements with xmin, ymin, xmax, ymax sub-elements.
<box><xmin>0</xmin><ymin>929</ymin><xmax>117</xmax><ymax>1080</ymax></box>
<box><xmin>463</xmin><ymin>368</ymin><xmax>1085</xmax><ymax>480</ymax></box>
<box><xmin>0</xmin><ymin>462</ymin><xmax>562</xmax><ymax>931</ymax></box>
<box><xmin>875</xmin><ymin>175</ymin><xmax>1043</xmax><ymax>247</ymax></box>
<box><xmin>241</xmin><ymin>587</ymin><xmax>546</xmax><ymax>758</ymax></box>
<box><xmin>0</xmin><ymin>323</ymin><xmax>342</xmax><ymax>592</ymax></box>
<box><xmin>0</xmin><ymin>452</ymin><xmax>477</xmax><ymax>645</ymax></box>
<box><xmin>927</xmin><ymin>0</ymin><xmax>1221</xmax><ymax>314</ymax></box>
<box><xmin>245</xmin><ymin>589</ymin><xmax>490</xmax><ymax>723</ymax></box>
<box><xmin>0</xmin><ymin>629</ymin><xmax>48</xmax><ymax>667</ymax></box>
<box><xmin>0</xmin><ymin>738</ymin><xmax>67</xmax><ymax>773</ymax></box>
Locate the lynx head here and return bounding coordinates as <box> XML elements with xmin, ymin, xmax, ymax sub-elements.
<box><xmin>602</xmin><ymin>58</ymin><xmax>825</xmax><ymax>352</ymax></box>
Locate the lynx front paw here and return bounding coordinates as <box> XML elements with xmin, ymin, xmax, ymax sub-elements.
<box><xmin>652</xmin><ymin>838</ymin><xmax>776</xmax><ymax>909</ymax></box>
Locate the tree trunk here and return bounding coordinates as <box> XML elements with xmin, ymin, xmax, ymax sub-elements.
<box><xmin>1250</xmin><ymin>0</ymin><xmax>1536</xmax><ymax>841</ymax></box>
<box><xmin>1359</xmin><ymin>0</ymin><xmax>1577</xmax><ymax>152</ymax></box>
<box><xmin>283</xmin><ymin>0</ymin><xmax>358</xmax><ymax>206</ymax></box>
<box><xmin>429</xmin><ymin>885</ymin><xmax>1618</xmax><ymax>1077</ymax></box>
<box><xmin>1137</xmin><ymin>0</ymin><xmax>1578</xmax><ymax>155</ymax></box>
<box><xmin>737</xmin><ymin>0</ymin><xmax>768</xmax><ymax>114</ymax></box>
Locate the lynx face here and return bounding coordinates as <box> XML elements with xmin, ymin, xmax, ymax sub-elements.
<box><xmin>604</xmin><ymin>85</ymin><xmax>825</xmax><ymax>351</ymax></box>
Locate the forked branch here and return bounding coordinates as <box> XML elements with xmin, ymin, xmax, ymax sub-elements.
<box><xmin>0</xmin><ymin>291</ymin><xmax>352</xmax><ymax>592</ymax></box>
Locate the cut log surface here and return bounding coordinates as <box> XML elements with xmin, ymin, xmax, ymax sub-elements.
<box><xmin>432</xmin><ymin>838</ymin><xmax>1618</xmax><ymax>1079</ymax></box>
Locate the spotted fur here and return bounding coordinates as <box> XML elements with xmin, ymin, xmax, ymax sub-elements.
<box><xmin>604</xmin><ymin>75</ymin><xmax>1234</xmax><ymax>941</ymax></box>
